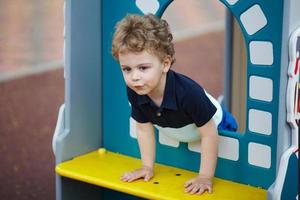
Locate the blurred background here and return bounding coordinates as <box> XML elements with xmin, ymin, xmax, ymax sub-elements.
<box><xmin>0</xmin><ymin>0</ymin><xmax>225</xmax><ymax>199</ymax></box>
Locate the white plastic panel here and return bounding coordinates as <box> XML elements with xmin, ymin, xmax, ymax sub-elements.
<box><xmin>218</xmin><ymin>136</ymin><xmax>239</xmax><ymax>161</ymax></box>
<box><xmin>188</xmin><ymin>136</ymin><xmax>239</xmax><ymax>161</ymax></box>
<box><xmin>225</xmin><ymin>0</ymin><xmax>239</xmax><ymax>5</ymax></box>
<box><xmin>249</xmin><ymin>41</ymin><xmax>274</xmax><ymax>65</ymax></box>
<box><xmin>129</xmin><ymin>117</ymin><xmax>137</xmax><ymax>138</ymax></box>
<box><xmin>136</xmin><ymin>0</ymin><xmax>160</xmax><ymax>14</ymax></box>
<box><xmin>248</xmin><ymin>142</ymin><xmax>271</xmax><ymax>168</ymax></box>
<box><xmin>188</xmin><ymin>141</ymin><xmax>201</xmax><ymax>153</ymax></box>
<box><xmin>52</xmin><ymin>104</ymin><xmax>65</xmax><ymax>155</ymax></box>
<box><xmin>240</xmin><ymin>4</ymin><xmax>267</xmax><ymax>35</ymax></box>
<box><xmin>249</xmin><ymin>109</ymin><xmax>272</xmax><ymax>135</ymax></box>
<box><xmin>249</xmin><ymin>76</ymin><xmax>273</xmax><ymax>102</ymax></box>
<box><xmin>158</xmin><ymin>131</ymin><xmax>180</xmax><ymax>148</ymax></box>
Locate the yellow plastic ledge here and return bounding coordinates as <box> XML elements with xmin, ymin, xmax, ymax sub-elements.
<box><xmin>56</xmin><ymin>149</ymin><xmax>266</xmax><ymax>200</ymax></box>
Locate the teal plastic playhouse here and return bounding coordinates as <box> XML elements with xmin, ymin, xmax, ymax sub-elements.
<box><xmin>53</xmin><ymin>0</ymin><xmax>299</xmax><ymax>199</ymax></box>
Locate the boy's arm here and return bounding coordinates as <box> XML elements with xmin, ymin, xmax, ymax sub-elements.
<box><xmin>184</xmin><ymin>119</ymin><xmax>218</xmax><ymax>194</ymax></box>
<box><xmin>136</xmin><ymin>122</ymin><xmax>156</xmax><ymax>169</ymax></box>
<box><xmin>197</xmin><ymin>119</ymin><xmax>218</xmax><ymax>178</ymax></box>
<box><xmin>121</xmin><ymin>122</ymin><xmax>155</xmax><ymax>182</ymax></box>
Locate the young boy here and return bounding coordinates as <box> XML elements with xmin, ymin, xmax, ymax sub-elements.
<box><xmin>111</xmin><ymin>14</ymin><xmax>237</xmax><ymax>195</ymax></box>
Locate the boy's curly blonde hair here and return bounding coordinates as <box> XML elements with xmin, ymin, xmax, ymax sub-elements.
<box><xmin>111</xmin><ymin>14</ymin><xmax>175</xmax><ymax>65</ymax></box>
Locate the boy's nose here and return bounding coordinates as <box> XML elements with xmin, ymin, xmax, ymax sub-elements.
<box><xmin>131</xmin><ymin>71</ymin><xmax>141</xmax><ymax>82</ymax></box>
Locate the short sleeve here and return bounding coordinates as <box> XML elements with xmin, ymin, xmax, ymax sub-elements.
<box><xmin>183</xmin><ymin>85</ymin><xmax>217</xmax><ymax>127</ymax></box>
<box><xmin>127</xmin><ymin>87</ymin><xmax>149</xmax><ymax>123</ymax></box>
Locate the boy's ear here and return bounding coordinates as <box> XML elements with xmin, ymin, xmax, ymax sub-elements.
<box><xmin>162</xmin><ymin>56</ymin><xmax>172</xmax><ymax>73</ymax></box>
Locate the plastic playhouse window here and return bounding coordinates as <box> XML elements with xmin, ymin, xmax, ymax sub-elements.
<box><xmin>162</xmin><ymin>0</ymin><xmax>247</xmax><ymax>134</ymax></box>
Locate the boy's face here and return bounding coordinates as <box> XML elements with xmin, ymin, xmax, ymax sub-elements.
<box><xmin>119</xmin><ymin>50</ymin><xmax>171</xmax><ymax>96</ymax></box>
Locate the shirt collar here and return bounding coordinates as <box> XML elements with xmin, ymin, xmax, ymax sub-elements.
<box><xmin>137</xmin><ymin>94</ymin><xmax>150</xmax><ymax>105</ymax></box>
<box><xmin>161</xmin><ymin>70</ymin><xmax>177</xmax><ymax>110</ymax></box>
<box><xmin>137</xmin><ymin>70</ymin><xmax>178</xmax><ymax>110</ymax></box>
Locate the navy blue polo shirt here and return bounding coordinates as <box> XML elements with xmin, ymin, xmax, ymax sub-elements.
<box><xmin>127</xmin><ymin>70</ymin><xmax>217</xmax><ymax>129</ymax></box>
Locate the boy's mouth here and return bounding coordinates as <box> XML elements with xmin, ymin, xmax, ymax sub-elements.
<box><xmin>133</xmin><ymin>85</ymin><xmax>143</xmax><ymax>90</ymax></box>
<box><xmin>132</xmin><ymin>85</ymin><xmax>145</xmax><ymax>91</ymax></box>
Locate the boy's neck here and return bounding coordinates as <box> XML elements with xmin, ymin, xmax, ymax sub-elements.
<box><xmin>147</xmin><ymin>73</ymin><xmax>167</xmax><ymax>107</ymax></box>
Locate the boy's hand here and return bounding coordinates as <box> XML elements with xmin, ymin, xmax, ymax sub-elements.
<box><xmin>120</xmin><ymin>166</ymin><xmax>154</xmax><ymax>182</ymax></box>
<box><xmin>184</xmin><ymin>174</ymin><xmax>213</xmax><ymax>195</ymax></box>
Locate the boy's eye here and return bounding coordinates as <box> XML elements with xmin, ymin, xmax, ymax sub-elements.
<box><xmin>139</xmin><ymin>66</ymin><xmax>149</xmax><ymax>71</ymax></box>
<box><xmin>122</xmin><ymin>67</ymin><xmax>131</xmax><ymax>72</ymax></box>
